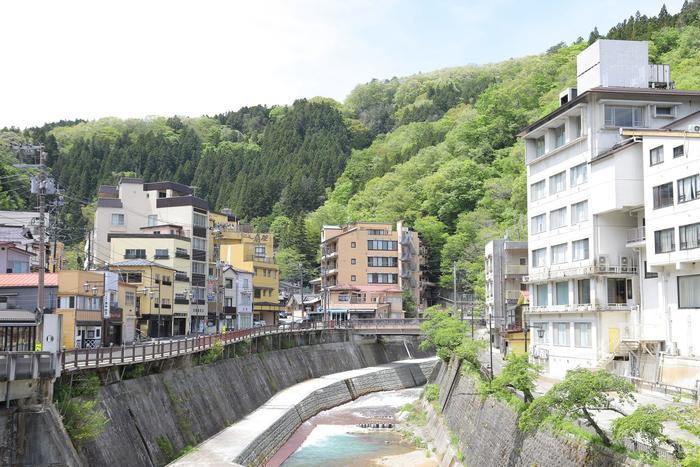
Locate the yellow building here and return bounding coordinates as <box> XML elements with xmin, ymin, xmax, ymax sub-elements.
<box><xmin>57</xmin><ymin>270</ymin><xmax>105</xmax><ymax>350</ymax></box>
<box><xmin>109</xmin><ymin>260</ymin><xmax>176</xmax><ymax>338</ymax></box>
<box><xmin>210</xmin><ymin>212</ymin><xmax>280</xmax><ymax>325</ymax></box>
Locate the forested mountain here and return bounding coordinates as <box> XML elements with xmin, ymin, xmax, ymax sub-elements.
<box><xmin>3</xmin><ymin>1</ymin><xmax>700</xmax><ymax>297</ymax></box>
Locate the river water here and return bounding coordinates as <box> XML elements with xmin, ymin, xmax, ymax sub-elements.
<box><xmin>267</xmin><ymin>387</ymin><xmax>437</xmax><ymax>467</ymax></box>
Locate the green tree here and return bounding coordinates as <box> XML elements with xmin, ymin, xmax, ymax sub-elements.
<box><xmin>483</xmin><ymin>353</ymin><xmax>541</xmax><ymax>403</ymax></box>
<box><xmin>612</xmin><ymin>405</ymin><xmax>685</xmax><ymax>459</ymax></box>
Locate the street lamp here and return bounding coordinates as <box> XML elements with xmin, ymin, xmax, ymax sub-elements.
<box><xmin>139</xmin><ymin>287</ymin><xmax>159</xmax><ymax>338</ymax></box>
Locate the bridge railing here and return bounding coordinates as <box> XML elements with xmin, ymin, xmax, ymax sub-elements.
<box><xmin>0</xmin><ymin>352</ymin><xmax>59</xmax><ymax>381</ymax></box>
<box><xmin>346</xmin><ymin>318</ymin><xmax>426</xmax><ymax>328</ymax></box>
<box><xmin>61</xmin><ymin>320</ymin><xmax>336</xmax><ymax>372</ymax></box>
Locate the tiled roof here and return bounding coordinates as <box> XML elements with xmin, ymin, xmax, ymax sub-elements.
<box><xmin>0</xmin><ymin>273</ymin><xmax>58</xmax><ymax>287</ymax></box>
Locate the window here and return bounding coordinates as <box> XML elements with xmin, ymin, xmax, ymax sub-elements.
<box><xmin>254</xmin><ymin>245</ymin><xmax>266</xmax><ymax>256</ymax></box>
<box><xmin>368</xmin><ymin>256</ymin><xmax>398</xmax><ymax>267</ymax></box>
<box><xmin>351</xmin><ymin>242</ymin><xmax>356</xmax><ymax>248</ymax></box>
<box><xmin>644</xmin><ymin>261</ymin><xmax>658</xmax><ymax>279</ymax></box>
<box><xmin>550</xmin><ymin>207</ymin><xmax>567</xmax><ymax>230</ymax></box>
<box><xmin>111</xmin><ymin>213</ymin><xmax>125</xmax><ymax>226</ymax></box>
<box><xmin>147</xmin><ymin>215</ymin><xmax>158</xmax><ymax>226</ymax></box>
<box><xmin>650</xmin><ymin>146</ymin><xmax>664</xmax><ymax>166</ymax></box>
<box><xmin>654</xmin><ymin>105</ymin><xmax>673</xmax><ymax>117</ymax></box>
<box><xmin>604</xmin><ymin>106</ymin><xmax>642</xmax><ymax>128</ymax></box>
<box><xmin>607</xmin><ymin>278</ymin><xmax>627</xmax><ymax>304</ymax></box>
<box><xmin>368</xmin><ymin>229</ymin><xmax>387</xmax><ymax>235</ymax></box>
<box><xmin>193</xmin><ymin>213</ymin><xmax>207</xmax><ymax>227</ymax></box>
<box><xmin>653</xmin><ymin>183</ymin><xmax>674</xmax><ymax>209</ymax></box>
<box><xmin>577</xmin><ymin>279</ymin><xmax>591</xmax><ymax>304</ymax></box>
<box><xmin>254</xmin><ymin>288</ymin><xmax>261</xmax><ymax>299</ymax></box>
<box><xmin>673</xmin><ymin>145</ymin><xmax>685</xmax><ymax>158</ymax></box>
<box><xmin>555</xmin><ymin>281</ymin><xmax>569</xmax><ymax>305</ymax></box>
<box><xmin>553</xmin><ymin>125</ymin><xmax>565</xmax><ymax>148</ymax></box>
<box><xmin>119</xmin><ymin>272</ymin><xmax>142</xmax><ymax>283</ymax></box>
<box><xmin>534</xmin><ymin>136</ymin><xmax>545</xmax><ymax>157</ymax></box>
<box><xmin>367</xmin><ymin>240</ymin><xmax>397</xmax><ymax>250</ymax></box>
<box><xmin>678</xmin><ymin>275</ymin><xmax>700</xmax><ymax>308</ymax></box>
<box><xmin>9</xmin><ymin>261</ymin><xmax>28</xmax><ymax>273</ymax></box>
<box><xmin>158</xmin><ymin>190</ymin><xmax>167</xmax><ymax>198</ymax></box>
<box><xmin>192</xmin><ymin>262</ymin><xmax>206</xmax><ymax>275</ymax></box>
<box><xmin>571</xmin><ymin>200</ymin><xmax>588</xmax><ymax>224</ymax></box>
<box><xmin>680</xmin><ymin>222</ymin><xmax>700</xmax><ymax>250</ymax></box>
<box><xmin>572</xmin><ymin>239</ymin><xmax>589</xmax><ymax>261</ymax></box>
<box><xmin>225</xmin><ymin>278</ymin><xmax>233</xmax><ymax>289</ymax></box>
<box><xmin>368</xmin><ymin>273</ymin><xmax>398</xmax><ymax>284</ymax></box>
<box><xmin>192</xmin><ymin>237</ymin><xmax>206</xmax><ymax>251</ymax></box>
<box><xmin>124</xmin><ymin>249</ymin><xmax>146</xmax><ymax>259</ymax></box>
<box><xmin>532</xmin><ymin>248</ymin><xmax>546</xmax><ymax>267</ymax></box>
<box><xmin>351</xmin><ymin>275</ymin><xmax>357</xmax><ymax>282</ymax></box>
<box><xmin>536</xmin><ymin>284</ymin><xmax>547</xmax><ymax>306</ymax></box>
<box><xmin>553</xmin><ymin>322</ymin><xmax>570</xmax><ymax>346</ymax></box>
<box><xmin>519</xmin><ymin>257</ymin><xmax>527</xmax><ymax>266</ymax></box>
<box><xmin>154</xmin><ymin>248</ymin><xmax>168</xmax><ymax>259</ymax></box>
<box><xmin>654</xmin><ymin>228</ymin><xmax>675</xmax><ymax>254</ymax></box>
<box><xmin>574</xmin><ymin>323</ymin><xmax>592</xmax><ymax>347</ymax></box>
<box><xmin>531</xmin><ymin>180</ymin><xmax>546</xmax><ymax>201</ymax></box>
<box><xmin>124</xmin><ymin>291</ymin><xmax>136</xmax><ymax>307</ymax></box>
<box><xmin>531</xmin><ymin>214</ymin><xmax>546</xmax><ymax>234</ymax></box>
<box><xmin>678</xmin><ymin>175</ymin><xmax>699</xmax><ymax>203</ymax></box>
<box><xmin>570</xmin><ymin>163</ymin><xmax>588</xmax><ymax>187</ymax></box>
<box><xmin>551</xmin><ymin>243</ymin><xmax>567</xmax><ymax>264</ymax></box>
<box><xmin>549</xmin><ymin>172</ymin><xmax>566</xmax><ymax>195</ymax></box>
<box><xmin>351</xmin><ymin>258</ymin><xmax>356</xmax><ymax>265</ymax></box>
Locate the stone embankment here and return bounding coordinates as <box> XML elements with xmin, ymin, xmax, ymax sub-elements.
<box><xmin>431</xmin><ymin>358</ymin><xmax>631</xmax><ymax>467</ymax></box>
<box><xmin>172</xmin><ymin>357</ymin><xmax>438</xmax><ymax>466</ymax></box>
<box><xmin>76</xmin><ymin>336</ymin><xmax>429</xmax><ymax>466</ymax></box>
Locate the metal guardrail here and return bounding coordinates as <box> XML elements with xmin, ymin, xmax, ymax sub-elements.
<box><xmin>59</xmin><ymin>319</ymin><xmax>424</xmax><ymax>372</ymax></box>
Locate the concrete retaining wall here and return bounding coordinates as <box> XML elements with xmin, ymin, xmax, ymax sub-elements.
<box><xmin>433</xmin><ymin>358</ymin><xmax>630</xmax><ymax>467</ymax></box>
<box><xmin>76</xmin><ymin>336</ymin><xmax>429</xmax><ymax>466</ymax></box>
<box><xmin>234</xmin><ymin>359</ymin><xmax>437</xmax><ymax>466</ymax></box>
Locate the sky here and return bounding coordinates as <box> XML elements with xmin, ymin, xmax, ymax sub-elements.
<box><xmin>0</xmin><ymin>0</ymin><xmax>686</xmax><ymax>128</ymax></box>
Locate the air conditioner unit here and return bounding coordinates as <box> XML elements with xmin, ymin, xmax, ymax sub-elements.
<box><xmin>688</xmin><ymin>124</ymin><xmax>700</xmax><ymax>132</ymax></box>
<box><xmin>597</xmin><ymin>255</ymin><xmax>609</xmax><ymax>270</ymax></box>
<box><xmin>620</xmin><ymin>256</ymin><xmax>630</xmax><ymax>272</ymax></box>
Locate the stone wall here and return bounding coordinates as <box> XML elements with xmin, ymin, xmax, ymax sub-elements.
<box><xmin>433</xmin><ymin>358</ymin><xmax>629</xmax><ymax>467</ymax></box>
<box><xmin>236</xmin><ymin>359</ymin><xmax>437</xmax><ymax>466</ymax></box>
<box><xmin>76</xmin><ymin>336</ymin><xmax>429</xmax><ymax>467</ymax></box>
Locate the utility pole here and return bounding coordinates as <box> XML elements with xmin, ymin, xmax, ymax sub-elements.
<box><xmin>298</xmin><ymin>262</ymin><xmax>304</xmax><ymax>320</ymax></box>
<box><xmin>452</xmin><ymin>261</ymin><xmax>457</xmax><ymax>316</ymax></box>
<box><xmin>37</xmin><ymin>149</ymin><xmax>46</xmax><ymax>315</ymax></box>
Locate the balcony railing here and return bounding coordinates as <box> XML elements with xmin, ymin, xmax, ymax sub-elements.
<box><xmin>245</xmin><ymin>255</ymin><xmax>276</xmax><ymax>264</ymax></box>
<box><xmin>626</xmin><ymin>227</ymin><xmax>646</xmax><ymax>244</ymax></box>
<box><xmin>175</xmin><ymin>251</ymin><xmax>190</xmax><ymax>260</ymax></box>
<box><xmin>525</xmin><ymin>264</ymin><xmax>637</xmax><ymax>282</ymax></box>
<box><xmin>174</xmin><ymin>297</ymin><xmax>190</xmax><ymax>305</ymax></box>
<box><xmin>526</xmin><ymin>303</ymin><xmax>633</xmax><ymax>314</ymax></box>
<box><xmin>154</xmin><ymin>253</ymin><xmax>170</xmax><ymax>260</ymax></box>
<box><xmin>124</xmin><ymin>253</ymin><xmax>146</xmax><ymax>260</ymax></box>
<box><xmin>192</xmin><ymin>249</ymin><xmax>206</xmax><ymax>261</ymax></box>
<box><xmin>504</xmin><ymin>265</ymin><xmax>528</xmax><ymax>276</ymax></box>
<box><xmin>175</xmin><ymin>273</ymin><xmax>190</xmax><ymax>282</ymax></box>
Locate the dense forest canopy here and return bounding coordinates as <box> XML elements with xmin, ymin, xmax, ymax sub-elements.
<box><xmin>2</xmin><ymin>1</ymin><xmax>700</xmax><ymax>299</ymax></box>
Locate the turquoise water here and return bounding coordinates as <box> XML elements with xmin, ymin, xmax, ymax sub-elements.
<box><xmin>282</xmin><ymin>430</ymin><xmax>410</xmax><ymax>467</ymax></box>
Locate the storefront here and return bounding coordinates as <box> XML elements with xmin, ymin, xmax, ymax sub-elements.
<box><xmin>0</xmin><ymin>310</ymin><xmax>38</xmax><ymax>351</ymax></box>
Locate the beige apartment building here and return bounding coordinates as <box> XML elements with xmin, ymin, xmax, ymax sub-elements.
<box><xmin>319</xmin><ymin>221</ymin><xmax>422</xmax><ymax>319</ymax></box>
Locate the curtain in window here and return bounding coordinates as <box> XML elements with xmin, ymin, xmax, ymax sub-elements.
<box><xmin>555</xmin><ymin>282</ymin><xmax>568</xmax><ymax>305</ymax></box>
<box><xmin>552</xmin><ymin>244</ymin><xmax>567</xmax><ymax>264</ymax></box>
<box><xmin>553</xmin><ymin>322</ymin><xmax>569</xmax><ymax>345</ymax></box>
<box><xmin>572</xmin><ymin>239</ymin><xmax>589</xmax><ymax>261</ymax></box>
<box><xmin>572</xmin><ymin>201</ymin><xmax>588</xmax><ymax>224</ymax></box>
<box><xmin>680</xmin><ymin>223</ymin><xmax>700</xmax><ymax>250</ymax></box>
<box><xmin>536</xmin><ymin>285</ymin><xmax>547</xmax><ymax>306</ymax></box>
<box><xmin>574</xmin><ymin>323</ymin><xmax>591</xmax><ymax>347</ymax></box>
<box><xmin>679</xmin><ymin>276</ymin><xmax>700</xmax><ymax>308</ymax></box>
<box><xmin>678</xmin><ymin>175</ymin><xmax>699</xmax><ymax>203</ymax></box>
<box><xmin>655</xmin><ymin>229</ymin><xmax>674</xmax><ymax>253</ymax></box>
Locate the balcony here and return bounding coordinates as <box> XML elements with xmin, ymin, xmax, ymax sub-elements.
<box><xmin>505</xmin><ymin>290</ymin><xmax>521</xmax><ymax>301</ymax></box>
<box><xmin>321</xmin><ymin>250</ymin><xmax>338</xmax><ymax>260</ymax></box>
<box><xmin>245</xmin><ymin>255</ymin><xmax>276</xmax><ymax>264</ymax></box>
<box><xmin>175</xmin><ymin>273</ymin><xmax>190</xmax><ymax>282</ymax></box>
<box><xmin>504</xmin><ymin>264</ymin><xmax>528</xmax><ymax>276</ymax></box>
<box><xmin>175</xmin><ymin>250</ymin><xmax>190</xmax><ymax>260</ymax></box>
<box><xmin>154</xmin><ymin>253</ymin><xmax>170</xmax><ymax>260</ymax></box>
<box><xmin>160</xmin><ymin>304</ymin><xmax>172</xmax><ymax>309</ymax></box>
<box><xmin>124</xmin><ymin>252</ymin><xmax>146</xmax><ymax>260</ymax></box>
<box><xmin>162</xmin><ymin>279</ymin><xmax>172</xmax><ymax>286</ymax></box>
<box><xmin>174</xmin><ymin>297</ymin><xmax>190</xmax><ymax>305</ymax></box>
<box><xmin>626</xmin><ymin>227</ymin><xmax>646</xmax><ymax>247</ymax></box>
<box><xmin>192</xmin><ymin>249</ymin><xmax>206</xmax><ymax>261</ymax></box>
<box><xmin>524</xmin><ymin>264</ymin><xmax>637</xmax><ymax>282</ymax></box>
<box><xmin>526</xmin><ymin>303</ymin><xmax>633</xmax><ymax>314</ymax></box>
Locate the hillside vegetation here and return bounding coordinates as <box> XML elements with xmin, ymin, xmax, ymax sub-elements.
<box><xmin>2</xmin><ymin>2</ymin><xmax>700</xmax><ymax>299</ymax></box>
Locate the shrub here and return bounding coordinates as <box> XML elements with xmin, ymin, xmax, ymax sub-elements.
<box><xmin>424</xmin><ymin>384</ymin><xmax>440</xmax><ymax>402</ymax></box>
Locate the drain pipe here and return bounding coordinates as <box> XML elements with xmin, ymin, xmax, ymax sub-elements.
<box><xmin>403</xmin><ymin>338</ymin><xmax>413</xmax><ymax>359</ymax></box>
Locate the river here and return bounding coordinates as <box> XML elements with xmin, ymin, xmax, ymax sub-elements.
<box><xmin>267</xmin><ymin>387</ymin><xmax>437</xmax><ymax>467</ymax></box>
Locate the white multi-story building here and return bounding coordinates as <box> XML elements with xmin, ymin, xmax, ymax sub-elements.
<box><xmin>522</xmin><ymin>39</ymin><xmax>700</xmax><ymax>379</ymax></box>
<box><xmin>91</xmin><ymin>178</ymin><xmax>212</xmax><ymax>333</ymax></box>
<box><xmin>222</xmin><ymin>265</ymin><xmax>254</xmax><ymax>330</ymax></box>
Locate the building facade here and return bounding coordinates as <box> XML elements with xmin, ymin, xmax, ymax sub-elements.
<box><xmin>57</xmin><ymin>270</ymin><xmax>106</xmax><ymax>349</ymax></box>
<box><xmin>319</xmin><ymin>221</ymin><xmax>423</xmax><ymax>319</ymax></box>
<box><xmin>222</xmin><ymin>266</ymin><xmax>254</xmax><ymax>330</ymax></box>
<box><xmin>484</xmin><ymin>239</ymin><xmax>528</xmax><ymax>351</ymax></box>
<box><xmin>0</xmin><ymin>243</ymin><xmax>33</xmax><ymax>273</ymax></box>
<box><xmin>522</xmin><ymin>39</ymin><xmax>700</xmax><ymax>379</ymax></box>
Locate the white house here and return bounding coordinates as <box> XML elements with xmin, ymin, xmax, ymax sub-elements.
<box><xmin>521</xmin><ymin>39</ymin><xmax>700</xmax><ymax>379</ymax></box>
<box><xmin>222</xmin><ymin>265</ymin><xmax>254</xmax><ymax>329</ymax></box>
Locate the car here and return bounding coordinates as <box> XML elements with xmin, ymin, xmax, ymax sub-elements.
<box><xmin>253</xmin><ymin>320</ymin><xmax>267</xmax><ymax>328</ymax></box>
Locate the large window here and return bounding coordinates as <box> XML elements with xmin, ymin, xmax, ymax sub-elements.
<box><xmin>368</xmin><ymin>273</ymin><xmax>398</xmax><ymax>284</ymax></box>
<box><xmin>531</xmin><ymin>214</ymin><xmax>546</xmax><ymax>234</ymax></box>
<box><xmin>553</xmin><ymin>125</ymin><xmax>565</xmax><ymax>148</ymax></box>
<box><xmin>577</xmin><ymin>279</ymin><xmax>591</xmax><ymax>304</ymax></box>
<box><xmin>572</xmin><ymin>238</ymin><xmax>589</xmax><ymax>261</ymax></box>
<box><xmin>192</xmin><ymin>262</ymin><xmax>206</xmax><ymax>275</ymax></box>
<box><xmin>607</xmin><ymin>278</ymin><xmax>627</xmax><ymax>304</ymax></box>
<box><xmin>111</xmin><ymin>213</ymin><xmax>125</xmax><ymax>226</ymax></box>
<box><xmin>550</xmin><ymin>208</ymin><xmax>567</xmax><ymax>230</ymax></box>
<box><xmin>532</xmin><ymin>248</ymin><xmax>546</xmax><ymax>267</ymax></box>
<box><xmin>367</xmin><ymin>240</ymin><xmax>397</xmax><ymax>251</ymax></box>
<box><xmin>680</xmin><ymin>222</ymin><xmax>700</xmax><ymax>250</ymax></box>
<box><xmin>193</xmin><ymin>213</ymin><xmax>207</xmax><ymax>227</ymax></box>
<box><xmin>678</xmin><ymin>175</ymin><xmax>699</xmax><ymax>203</ymax></box>
<box><xmin>673</xmin><ymin>145</ymin><xmax>685</xmax><ymax>158</ymax></box>
<box><xmin>650</xmin><ymin>146</ymin><xmax>664</xmax><ymax>166</ymax></box>
<box><xmin>551</xmin><ymin>243</ymin><xmax>567</xmax><ymax>264</ymax></box>
<box><xmin>553</xmin><ymin>322</ymin><xmax>570</xmax><ymax>346</ymax></box>
<box><xmin>534</xmin><ymin>136</ymin><xmax>545</xmax><ymax>157</ymax></box>
<box><xmin>654</xmin><ymin>228</ymin><xmax>675</xmax><ymax>254</ymax></box>
<box><xmin>368</xmin><ymin>256</ymin><xmax>398</xmax><ymax>267</ymax></box>
<box><xmin>570</xmin><ymin>163</ymin><xmax>588</xmax><ymax>187</ymax></box>
<box><xmin>549</xmin><ymin>172</ymin><xmax>566</xmax><ymax>195</ymax></box>
<box><xmin>536</xmin><ymin>284</ymin><xmax>548</xmax><ymax>306</ymax></box>
<box><xmin>678</xmin><ymin>275</ymin><xmax>700</xmax><ymax>308</ymax></box>
<box><xmin>147</xmin><ymin>215</ymin><xmax>158</xmax><ymax>226</ymax></box>
<box><xmin>555</xmin><ymin>281</ymin><xmax>569</xmax><ymax>305</ymax></box>
<box><xmin>124</xmin><ymin>249</ymin><xmax>146</xmax><ymax>259</ymax></box>
<box><xmin>531</xmin><ymin>180</ymin><xmax>546</xmax><ymax>201</ymax></box>
<box><xmin>192</xmin><ymin>237</ymin><xmax>206</xmax><ymax>251</ymax></box>
<box><xmin>653</xmin><ymin>183</ymin><xmax>674</xmax><ymax>209</ymax></box>
<box><xmin>571</xmin><ymin>200</ymin><xmax>588</xmax><ymax>224</ymax></box>
<box><xmin>604</xmin><ymin>106</ymin><xmax>642</xmax><ymax>128</ymax></box>
<box><xmin>574</xmin><ymin>323</ymin><xmax>592</xmax><ymax>348</ymax></box>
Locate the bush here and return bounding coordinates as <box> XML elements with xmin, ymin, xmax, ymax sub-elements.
<box><xmin>200</xmin><ymin>341</ymin><xmax>224</xmax><ymax>364</ymax></box>
<box><xmin>56</xmin><ymin>398</ymin><xmax>107</xmax><ymax>443</ymax></box>
<box><xmin>424</xmin><ymin>384</ymin><xmax>439</xmax><ymax>402</ymax></box>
